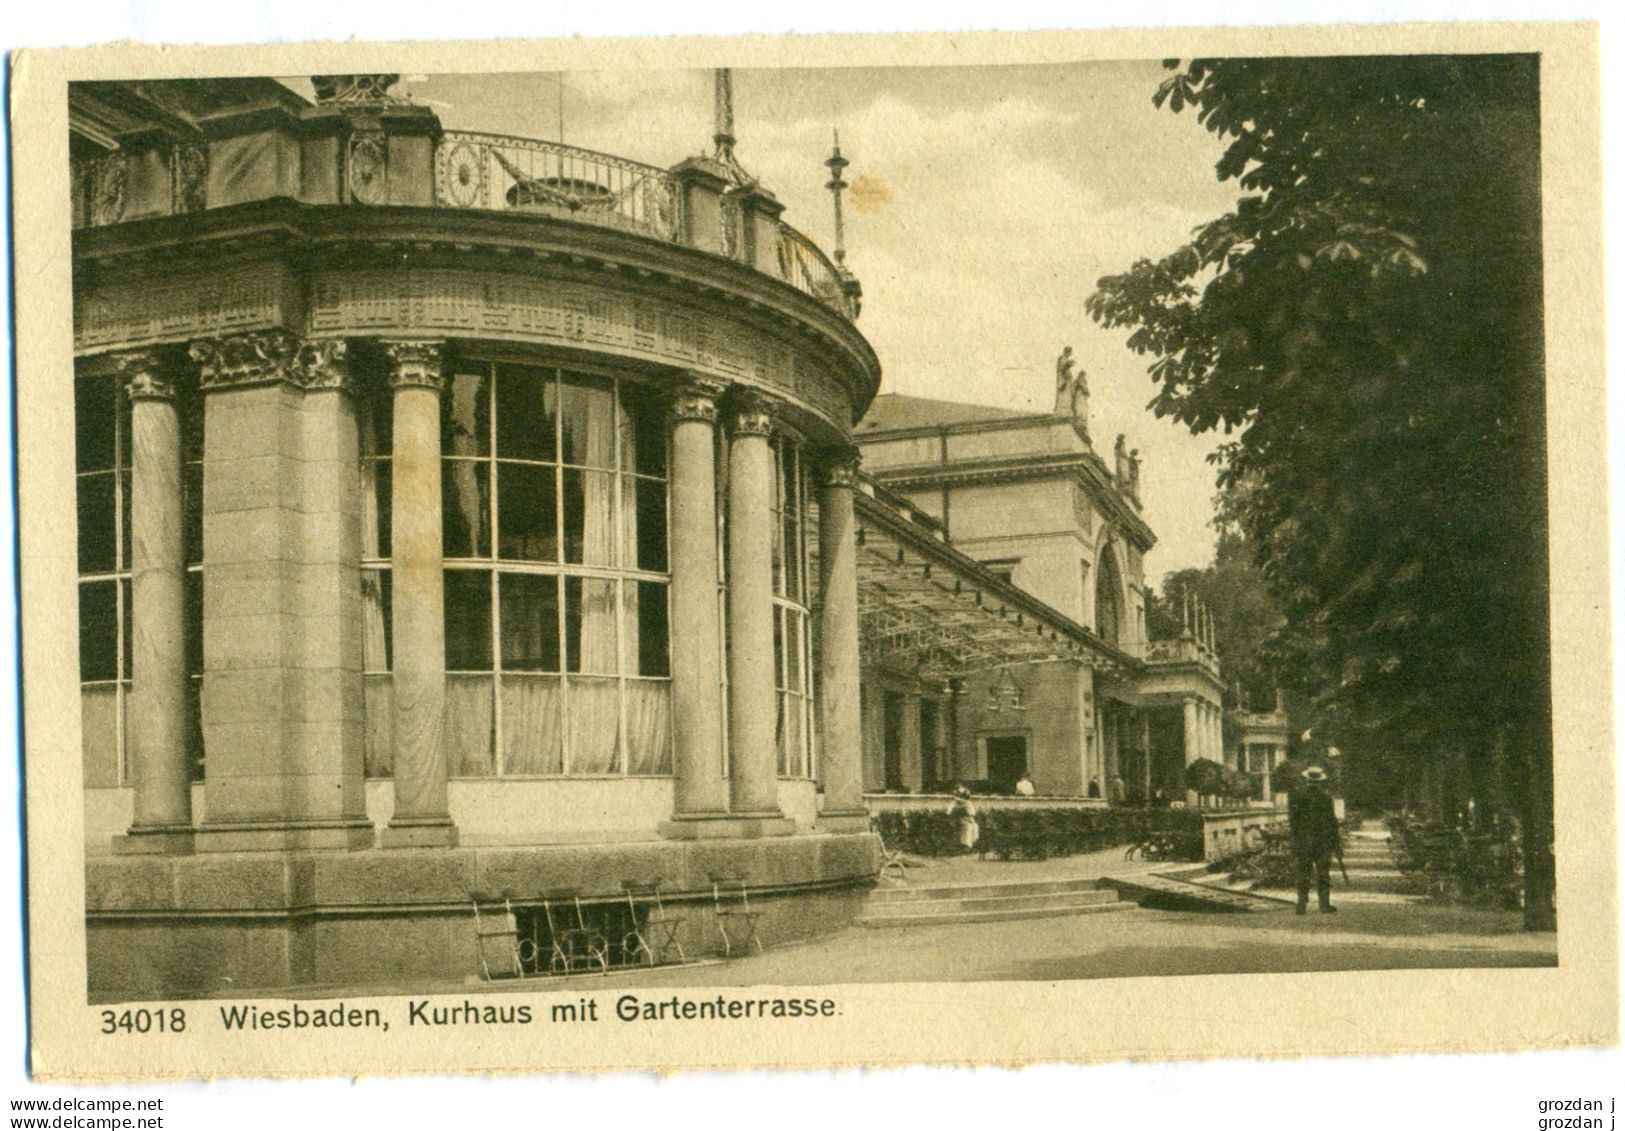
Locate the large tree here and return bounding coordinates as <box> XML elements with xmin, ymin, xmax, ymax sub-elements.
<box><xmin>1087</xmin><ymin>56</ymin><xmax>1552</xmax><ymax>929</ymax></box>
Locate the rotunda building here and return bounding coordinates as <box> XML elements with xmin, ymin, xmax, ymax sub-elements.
<box><xmin>71</xmin><ymin>74</ymin><xmax>879</xmax><ymax>997</ymax></box>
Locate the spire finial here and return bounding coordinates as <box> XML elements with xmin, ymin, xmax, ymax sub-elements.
<box><xmin>825</xmin><ymin>128</ymin><xmax>850</xmax><ymax>265</ymax></box>
<box><xmin>713</xmin><ymin>68</ymin><xmax>736</xmax><ymax>163</ymax></box>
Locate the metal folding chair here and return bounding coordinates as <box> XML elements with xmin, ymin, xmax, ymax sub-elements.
<box><xmin>621</xmin><ymin>881</ymin><xmax>686</xmax><ymax>967</ymax></box>
<box><xmin>872</xmin><ymin>816</ymin><xmax>908</xmax><ymax>885</ymax></box>
<box><xmin>710</xmin><ymin>873</ymin><xmax>764</xmax><ymax>959</ymax></box>
<box><xmin>469</xmin><ymin>892</ymin><xmax>524</xmax><ymax>981</ymax></box>
<box><xmin>540</xmin><ymin>891</ymin><xmax>610</xmax><ymax>975</ymax></box>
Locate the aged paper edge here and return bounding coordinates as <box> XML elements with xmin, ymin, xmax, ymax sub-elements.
<box><xmin>10</xmin><ymin>20</ymin><xmax>1616</xmax><ymax>1081</ymax></box>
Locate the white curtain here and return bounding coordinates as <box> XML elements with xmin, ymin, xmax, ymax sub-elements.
<box><xmin>625</xmin><ymin>680</ymin><xmax>671</xmax><ymax>774</ymax></box>
<box><xmin>445</xmin><ymin>673</ymin><xmax>495</xmax><ymax>776</ymax></box>
<box><xmin>501</xmin><ymin>674</ymin><xmax>562</xmax><ymax>775</ymax></box>
<box><xmin>363</xmin><ymin>676</ymin><xmax>393</xmax><ymax>778</ymax></box>
<box><xmin>568</xmin><ymin>676</ymin><xmax>620</xmax><ymax>773</ymax></box>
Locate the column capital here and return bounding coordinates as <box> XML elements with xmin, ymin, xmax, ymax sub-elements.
<box><xmin>289</xmin><ymin>338</ymin><xmax>355</xmax><ymax>394</ymax></box>
<box><xmin>725</xmin><ymin>390</ymin><xmax>775</xmax><ymax>437</ymax></box>
<box><xmin>190</xmin><ymin>331</ymin><xmax>301</xmax><ymax>391</ymax></box>
<box><xmin>117</xmin><ymin>350</ymin><xmax>175</xmax><ymax>401</ymax></box>
<box><xmin>384</xmin><ymin>340</ymin><xmax>446</xmax><ymax>391</ymax></box>
<box><xmin>670</xmin><ymin>376</ymin><xmax>729</xmax><ymax>424</ymax></box>
<box><xmin>816</xmin><ymin>444</ymin><xmax>862</xmax><ymax>488</ymax></box>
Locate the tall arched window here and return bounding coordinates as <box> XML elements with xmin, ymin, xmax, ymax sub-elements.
<box><xmin>427</xmin><ymin>362</ymin><xmax>671</xmax><ymax>777</ymax></box>
<box><xmin>771</xmin><ymin>435</ymin><xmax>815</xmax><ymax>779</ymax></box>
<box><xmin>1095</xmin><ymin>543</ymin><xmax>1122</xmax><ymax>646</ymax></box>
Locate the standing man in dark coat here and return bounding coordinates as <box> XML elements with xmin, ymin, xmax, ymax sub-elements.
<box><xmin>1289</xmin><ymin>765</ymin><xmax>1341</xmax><ymax>914</ymax></box>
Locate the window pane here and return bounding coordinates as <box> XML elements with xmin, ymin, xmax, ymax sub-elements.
<box><xmin>444</xmin><ymin>569</ymin><xmax>493</xmax><ymax>671</ymax></box>
<box><xmin>495</xmin><ymin>365</ymin><xmax>556</xmax><ymax>462</ymax></box>
<box><xmin>120</xmin><ymin>468</ymin><xmax>132</xmax><ymax>572</ymax></box>
<box><xmin>81</xmin><ymin>684</ymin><xmax>119</xmax><ymax>788</ymax></box>
<box><xmin>559</xmin><ymin>374</ymin><xmax>616</xmax><ymax>468</ymax></box>
<box><xmin>784</xmin><ymin>611</ymin><xmax>802</xmax><ymax>689</ymax></box>
<box><xmin>75</xmin><ymin>376</ymin><xmax>115</xmax><ymax>474</ymax></box>
<box><xmin>496</xmin><ymin>461</ymin><xmax>557</xmax><ymax>562</ymax></box>
<box><xmin>501</xmin><ymin>674</ymin><xmax>562</xmax><ymax>774</ymax></box>
<box><xmin>442</xmin><ymin>371</ymin><xmax>490</xmax><ymax>457</ymax></box>
<box><xmin>622</xmin><ymin>580</ymin><xmax>669</xmax><ymax>678</ymax></box>
<box><xmin>121</xmin><ymin>577</ymin><xmax>132</xmax><ymax>680</ymax></box>
<box><xmin>445</xmin><ymin>673</ymin><xmax>494</xmax><ymax>776</ymax></box>
<box><xmin>183</xmin><ymin>462</ymin><xmax>205</xmax><ymax>566</ymax></box>
<box><xmin>77</xmin><ymin>472</ymin><xmax>116</xmax><ymax>574</ymax></box>
<box><xmin>188</xmin><ymin>675</ymin><xmax>204</xmax><ymax>782</ymax></box>
<box><xmin>562</xmin><ymin>469</ymin><xmax>617</xmax><ymax>566</ymax></box>
<box><xmin>624</xmin><ymin>679</ymin><xmax>672</xmax><ymax>774</ymax></box>
<box><xmin>499</xmin><ymin>572</ymin><xmax>559</xmax><ymax>672</ymax></box>
<box><xmin>567</xmin><ymin>675</ymin><xmax>620</xmax><ymax>773</ymax></box>
<box><xmin>773</xmin><ymin>606</ymin><xmax>785</xmax><ymax>689</ymax></box>
<box><xmin>361</xmin><ymin>569</ymin><xmax>392</xmax><ymax>672</ymax></box>
<box><xmin>627</xmin><ymin>476</ymin><xmax>668</xmax><ymax>572</ymax></box>
<box><xmin>78</xmin><ymin>579</ymin><xmax>118</xmax><ymax>682</ymax></box>
<box><xmin>442</xmin><ymin>459</ymin><xmax>490</xmax><ymax>558</ymax></box>
<box><xmin>565</xmin><ymin>575</ymin><xmax>618</xmax><ymax>675</ymax></box>
<box><xmin>782</xmin><ymin>509</ymin><xmax>800</xmax><ymax>600</ymax></box>
<box><xmin>619</xmin><ymin>381</ymin><xmax>667</xmax><ymax>478</ymax></box>
<box><xmin>361</xmin><ymin>385</ymin><xmax>392</xmax><ymax>459</ymax></box>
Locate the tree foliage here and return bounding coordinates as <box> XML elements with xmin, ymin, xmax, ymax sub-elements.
<box><xmin>1087</xmin><ymin>56</ymin><xmax>1552</xmax><ymax>927</ymax></box>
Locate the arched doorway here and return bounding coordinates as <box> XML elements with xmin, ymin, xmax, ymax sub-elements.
<box><xmin>1095</xmin><ymin>544</ymin><xmax>1123</xmax><ymax>645</ymax></box>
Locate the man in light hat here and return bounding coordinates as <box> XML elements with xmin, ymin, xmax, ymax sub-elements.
<box><xmin>1288</xmin><ymin>765</ymin><xmax>1341</xmax><ymax>914</ymax></box>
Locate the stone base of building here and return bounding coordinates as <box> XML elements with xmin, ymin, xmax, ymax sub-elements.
<box><xmin>378</xmin><ymin>818</ymin><xmax>461</xmax><ymax>849</ymax></box>
<box><xmin>111</xmin><ymin>826</ymin><xmax>195</xmax><ymax>856</ymax></box>
<box><xmin>192</xmin><ymin>818</ymin><xmax>378</xmax><ymax>853</ymax></box>
<box><xmin>85</xmin><ymin>832</ymin><xmax>879</xmax><ymax>1002</ymax></box>
<box><xmin>657</xmin><ymin>813</ymin><xmax>798</xmax><ymax>840</ymax></box>
<box><xmin>814</xmin><ymin>809</ymin><xmax>871</xmax><ymax>834</ymax></box>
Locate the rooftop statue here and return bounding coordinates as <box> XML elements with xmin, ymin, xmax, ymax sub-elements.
<box><xmin>1056</xmin><ymin>345</ymin><xmax>1090</xmax><ymax>439</ymax></box>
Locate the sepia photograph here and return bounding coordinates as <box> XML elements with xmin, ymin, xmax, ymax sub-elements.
<box><xmin>10</xmin><ymin>19</ymin><xmax>1615</xmax><ymax>1082</ymax></box>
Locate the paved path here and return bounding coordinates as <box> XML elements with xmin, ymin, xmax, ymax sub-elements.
<box><xmin>275</xmin><ymin>835</ymin><xmax>1553</xmax><ymax>1000</ymax></box>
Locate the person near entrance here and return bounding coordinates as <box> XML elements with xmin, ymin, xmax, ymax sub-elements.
<box><xmin>1289</xmin><ymin>765</ymin><xmax>1341</xmax><ymax>914</ymax></box>
<box><xmin>949</xmin><ymin>786</ymin><xmax>980</xmax><ymax>853</ymax></box>
<box><xmin>1015</xmin><ymin>773</ymin><xmax>1036</xmax><ymax>797</ymax></box>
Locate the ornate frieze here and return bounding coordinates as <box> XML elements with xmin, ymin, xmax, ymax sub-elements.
<box><xmin>312</xmin><ymin>75</ymin><xmax>403</xmax><ymax>104</ymax></box>
<box><xmin>89</xmin><ymin>153</ymin><xmax>128</xmax><ymax>227</ymax></box>
<box><xmin>75</xmin><ymin>265</ymin><xmax>297</xmax><ymax>354</ymax></box>
<box><xmin>117</xmin><ymin>350</ymin><xmax>174</xmax><ymax>401</ymax></box>
<box><xmin>172</xmin><ymin>144</ymin><xmax>208</xmax><ymax>215</ymax></box>
<box><xmin>347</xmin><ymin>131</ymin><xmax>389</xmax><ymax>206</ymax></box>
<box><xmin>306</xmin><ymin>267</ymin><xmax>851</xmax><ymax>429</ymax></box>
<box><xmin>384</xmin><ymin>340</ymin><xmax>445</xmax><ymax>391</ymax></box>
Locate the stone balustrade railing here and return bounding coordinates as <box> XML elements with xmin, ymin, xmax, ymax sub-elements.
<box><xmin>73</xmin><ymin>126</ymin><xmax>857</xmax><ymax>322</ymax></box>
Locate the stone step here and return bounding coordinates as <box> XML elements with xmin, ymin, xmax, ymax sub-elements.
<box><xmin>857</xmin><ymin>898</ymin><xmax>1135</xmax><ymax>929</ymax></box>
<box><xmin>869</xmin><ymin>877</ymin><xmax>1105</xmax><ymax>904</ymax></box>
<box><xmin>865</xmin><ymin>889</ymin><xmax>1121</xmax><ymax>917</ymax></box>
<box><xmin>1101</xmin><ymin>871</ymin><xmax>1296</xmax><ymax>913</ymax></box>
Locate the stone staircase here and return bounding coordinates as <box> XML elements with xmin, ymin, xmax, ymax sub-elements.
<box><xmin>1099</xmin><ymin>868</ymin><xmax>1296</xmax><ymax>913</ymax></box>
<box><xmin>1334</xmin><ymin>827</ymin><xmax>1414</xmax><ymax>894</ymax></box>
<box><xmin>857</xmin><ymin>876</ymin><xmax>1134</xmax><ymax>928</ymax></box>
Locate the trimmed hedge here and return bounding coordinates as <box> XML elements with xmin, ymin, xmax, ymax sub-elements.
<box><xmin>873</xmin><ymin>807</ymin><xmax>1205</xmax><ymax>862</ymax></box>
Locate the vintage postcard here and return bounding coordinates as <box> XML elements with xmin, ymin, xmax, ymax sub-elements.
<box><xmin>10</xmin><ymin>21</ymin><xmax>1616</xmax><ymax>1082</ymax></box>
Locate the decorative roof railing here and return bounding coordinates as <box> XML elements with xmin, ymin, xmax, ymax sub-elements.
<box><xmin>434</xmin><ymin>130</ymin><xmax>683</xmax><ymax>238</ymax></box>
<box><xmin>71</xmin><ymin>128</ymin><xmax>858</xmax><ymax>322</ymax></box>
<box><xmin>1122</xmin><ymin>636</ymin><xmax>1221</xmax><ymax>674</ymax></box>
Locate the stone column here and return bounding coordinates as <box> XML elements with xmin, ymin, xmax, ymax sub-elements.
<box><xmin>1182</xmin><ymin>695</ymin><xmax>1200</xmax><ymax>807</ymax></box>
<box><xmin>380</xmin><ymin>341</ymin><xmax>458</xmax><ymax>848</ymax></box>
<box><xmin>1182</xmin><ymin>697</ymin><xmax>1200</xmax><ymax>766</ymax></box>
<box><xmin>724</xmin><ymin>393</ymin><xmax>792</xmax><ymax>834</ymax></box>
<box><xmin>115</xmin><ymin>352</ymin><xmax>193</xmax><ymax>854</ymax></box>
<box><xmin>191</xmin><ymin>333</ymin><xmax>371</xmax><ymax>850</ymax></box>
<box><xmin>898</xmin><ymin>692</ymin><xmax>922</xmax><ymax>792</ymax></box>
<box><xmin>660</xmin><ymin>380</ymin><xmax>734</xmax><ymax>838</ymax></box>
<box><xmin>815</xmin><ymin>446</ymin><xmax>867</xmax><ymax>830</ymax></box>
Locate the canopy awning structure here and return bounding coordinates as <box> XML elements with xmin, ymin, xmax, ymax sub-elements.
<box><xmin>853</xmin><ymin>483</ymin><xmax>1139</xmax><ymax>682</ymax></box>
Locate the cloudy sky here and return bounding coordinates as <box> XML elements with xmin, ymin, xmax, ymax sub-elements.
<box><xmin>342</xmin><ymin>63</ymin><xmax>1242</xmax><ymax>579</ymax></box>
